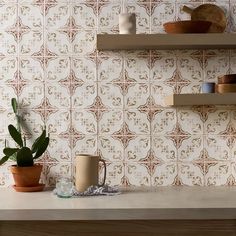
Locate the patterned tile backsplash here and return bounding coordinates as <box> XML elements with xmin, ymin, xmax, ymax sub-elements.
<box><xmin>1</xmin><ymin>0</ymin><xmax>236</xmax><ymax>187</ymax></box>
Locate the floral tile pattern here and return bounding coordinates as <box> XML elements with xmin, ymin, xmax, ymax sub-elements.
<box><xmin>0</xmin><ymin>0</ymin><xmax>236</xmax><ymax>187</ymax></box>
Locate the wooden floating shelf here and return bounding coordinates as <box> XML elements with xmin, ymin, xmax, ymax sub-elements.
<box><xmin>165</xmin><ymin>93</ymin><xmax>236</xmax><ymax>106</ymax></box>
<box><xmin>97</xmin><ymin>33</ymin><xmax>236</xmax><ymax>50</ymax></box>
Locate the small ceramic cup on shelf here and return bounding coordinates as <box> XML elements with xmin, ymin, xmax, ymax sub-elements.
<box><xmin>202</xmin><ymin>82</ymin><xmax>215</xmax><ymax>93</ymax></box>
<box><xmin>119</xmin><ymin>13</ymin><xmax>136</xmax><ymax>34</ymax></box>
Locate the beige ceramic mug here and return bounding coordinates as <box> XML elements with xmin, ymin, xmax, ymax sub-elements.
<box><xmin>75</xmin><ymin>154</ymin><xmax>106</xmax><ymax>192</ymax></box>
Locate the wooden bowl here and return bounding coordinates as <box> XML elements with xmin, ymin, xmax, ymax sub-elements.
<box><xmin>218</xmin><ymin>74</ymin><xmax>236</xmax><ymax>84</ymax></box>
<box><xmin>163</xmin><ymin>20</ymin><xmax>212</xmax><ymax>34</ymax></box>
<box><xmin>216</xmin><ymin>84</ymin><xmax>236</xmax><ymax>93</ymax></box>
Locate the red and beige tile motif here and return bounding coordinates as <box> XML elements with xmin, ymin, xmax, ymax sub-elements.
<box><xmin>112</xmin><ymin>122</ymin><xmax>136</xmax><ymax>149</ymax></box>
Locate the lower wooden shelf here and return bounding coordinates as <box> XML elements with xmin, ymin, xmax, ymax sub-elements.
<box><xmin>165</xmin><ymin>93</ymin><xmax>236</xmax><ymax>106</ymax></box>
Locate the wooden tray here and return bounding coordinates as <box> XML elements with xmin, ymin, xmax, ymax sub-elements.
<box><xmin>216</xmin><ymin>84</ymin><xmax>236</xmax><ymax>93</ymax></box>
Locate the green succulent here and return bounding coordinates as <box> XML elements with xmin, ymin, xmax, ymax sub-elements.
<box><xmin>0</xmin><ymin>98</ymin><xmax>49</xmax><ymax>167</ymax></box>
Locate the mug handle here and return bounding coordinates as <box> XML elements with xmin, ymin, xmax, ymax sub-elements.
<box><xmin>98</xmin><ymin>159</ymin><xmax>106</xmax><ymax>187</ymax></box>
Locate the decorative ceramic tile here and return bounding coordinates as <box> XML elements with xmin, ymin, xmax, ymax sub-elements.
<box><xmin>46</xmin><ymin>135</ymin><xmax>71</xmax><ymax>162</ymax></box>
<box><xmin>20</xmin><ymin>31</ymin><xmax>43</xmax><ymax>55</ymax></box>
<box><xmin>46</xmin><ymin>57</ymin><xmax>70</xmax><ymax>82</ymax></box>
<box><xmin>73</xmin><ymin>2</ymin><xmax>97</xmax><ymax>29</ymax></box>
<box><xmin>20</xmin><ymin>57</ymin><xmax>44</xmax><ymax>83</ymax></box>
<box><xmin>20</xmin><ymin>109</ymin><xmax>45</xmax><ymax>138</ymax></box>
<box><xmin>125</xmin><ymin>135</ymin><xmax>150</xmax><ymax>162</ymax></box>
<box><xmin>98</xmin><ymin>1</ymin><xmax>121</xmax><ymax>31</ymax></box>
<box><xmin>105</xmin><ymin>162</ymin><xmax>125</xmax><ymax>186</ymax></box>
<box><xmin>19</xmin><ymin>4</ymin><xmax>44</xmax><ymax>29</ymax></box>
<box><xmin>205</xmin><ymin>135</ymin><xmax>231</xmax><ymax>161</ymax></box>
<box><xmin>230</xmin><ymin>162</ymin><xmax>236</xmax><ymax>185</ymax></box>
<box><xmin>151</xmin><ymin>162</ymin><xmax>178</xmax><ymax>186</ymax></box>
<box><xmin>46</xmin><ymin>110</ymin><xmax>70</xmax><ymax>135</ymax></box>
<box><xmin>178</xmin><ymin>162</ymin><xmax>204</xmax><ymax>186</ymax></box>
<box><xmin>0</xmin><ymin>84</ymin><xmax>17</xmax><ymax>110</ymax></box>
<box><xmin>125</xmin><ymin>110</ymin><xmax>150</xmax><ymax>135</ymax></box>
<box><xmin>0</xmin><ymin>31</ymin><xmax>17</xmax><ymax>56</ymax></box>
<box><xmin>98</xmin><ymin>135</ymin><xmax>124</xmax><ymax>162</ymax></box>
<box><xmin>72</xmin><ymin>57</ymin><xmax>97</xmax><ymax>82</ymax></box>
<box><xmin>72</xmin><ymin>83</ymin><xmax>97</xmax><ymax>109</ymax></box>
<box><xmin>45</xmin><ymin>82</ymin><xmax>70</xmax><ymax>109</ymax></box>
<box><xmin>150</xmin><ymin>52</ymin><xmax>176</xmax><ymax>82</ymax></box>
<box><xmin>98</xmin><ymin>82</ymin><xmax>123</xmax><ymax>109</ymax></box>
<box><xmin>204</xmin><ymin>109</ymin><xmax>231</xmax><ymax>135</ymax></box>
<box><xmin>205</xmin><ymin>161</ymin><xmax>231</xmax><ymax>186</ymax></box>
<box><xmin>178</xmin><ymin>82</ymin><xmax>201</xmax><ymax>94</ymax></box>
<box><xmin>125</xmin><ymin>1</ymin><xmax>150</xmax><ymax>34</ymax></box>
<box><xmin>229</xmin><ymin>54</ymin><xmax>236</xmax><ymax>73</ymax></box>
<box><xmin>19</xmin><ymin>82</ymin><xmax>44</xmax><ymax>108</ymax></box>
<box><xmin>151</xmin><ymin>2</ymin><xmax>175</xmax><ymax>33</ymax></box>
<box><xmin>99</xmin><ymin>110</ymin><xmax>123</xmax><ymax>134</ymax></box>
<box><xmin>19</xmin><ymin>0</ymin><xmax>44</xmax><ymax>3</ymax></box>
<box><xmin>73</xmin><ymin>109</ymin><xmax>97</xmax><ymax>135</ymax></box>
<box><xmin>177</xmin><ymin>54</ymin><xmax>204</xmax><ymax>82</ymax></box>
<box><xmin>0</xmin><ymin>162</ymin><xmax>14</xmax><ymax>187</ymax></box>
<box><xmin>230</xmin><ymin>3</ymin><xmax>236</xmax><ymax>33</ymax></box>
<box><xmin>125</xmin><ymin>162</ymin><xmax>151</xmax><ymax>186</ymax></box>
<box><xmin>0</xmin><ymin>57</ymin><xmax>17</xmax><ymax>84</ymax></box>
<box><xmin>124</xmin><ymin>83</ymin><xmax>150</xmax><ymax>109</ymax></box>
<box><xmin>45</xmin><ymin>4</ymin><xmax>70</xmax><ymax>29</ymax></box>
<box><xmin>46</xmin><ymin>30</ymin><xmax>71</xmax><ymax>55</ymax></box>
<box><xmin>124</xmin><ymin>55</ymin><xmax>150</xmax><ymax>83</ymax></box>
<box><xmin>177</xmin><ymin>108</ymin><xmax>203</xmax><ymax>134</ymax></box>
<box><xmin>204</xmin><ymin>54</ymin><xmax>230</xmax><ymax>82</ymax></box>
<box><xmin>72</xmin><ymin>30</ymin><xmax>96</xmax><ymax>56</ymax></box>
<box><xmin>152</xmin><ymin>136</ymin><xmax>177</xmax><ymax>162</ymax></box>
<box><xmin>98</xmin><ymin>54</ymin><xmax>123</xmax><ymax>82</ymax></box>
<box><xmin>230</xmin><ymin>111</ymin><xmax>236</xmax><ymax>146</ymax></box>
<box><xmin>0</xmin><ymin>4</ymin><xmax>17</xmax><ymax>29</ymax></box>
<box><xmin>152</xmin><ymin>108</ymin><xmax>177</xmax><ymax>135</ymax></box>
<box><xmin>178</xmin><ymin>135</ymin><xmax>203</xmax><ymax>161</ymax></box>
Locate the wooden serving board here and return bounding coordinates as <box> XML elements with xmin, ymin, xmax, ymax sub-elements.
<box><xmin>216</xmin><ymin>84</ymin><xmax>236</xmax><ymax>93</ymax></box>
<box><xmin>183</xmin><ymin>4</ymin><xmax>226</xmax><ymax>33</ymax></box>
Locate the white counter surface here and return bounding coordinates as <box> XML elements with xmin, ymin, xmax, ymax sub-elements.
<box><xmin>1</xmin><ymin>187</ymin><xmax>236</xmax><ymax>220</ymax></box>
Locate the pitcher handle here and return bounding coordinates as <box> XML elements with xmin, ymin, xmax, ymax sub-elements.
<box><xmin>98</xmin><ymin>159</ymin><xmax>106</xmax><ymax>186</ymax></box>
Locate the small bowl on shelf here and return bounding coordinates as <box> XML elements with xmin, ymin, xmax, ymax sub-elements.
<box><xmin>163</xmin><ymin>20</ymin><xmax>212</xmax><ymax>34</ymax></box>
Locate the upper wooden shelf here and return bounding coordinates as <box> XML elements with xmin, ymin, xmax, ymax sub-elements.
<box><xmin>165</xmin><ymin>93</ymin><xmax>236</xmax><ymax>106</ymax></box>
<box><xmin>97</xmin><ymin>33</ymin><xmax>236</xmax><ymax>50</ymax></box>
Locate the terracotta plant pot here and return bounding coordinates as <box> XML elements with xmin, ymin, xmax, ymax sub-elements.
<box><xmin>10</xmin><ymin>164</ymin><xmax>43</xmax><ymax>187</ymax></box>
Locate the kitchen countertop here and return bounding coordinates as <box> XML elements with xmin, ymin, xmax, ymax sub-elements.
<box><xmin>1</xmin><ymin>186</ymin><xmax>236</xmax><ymax>221</ymax></box>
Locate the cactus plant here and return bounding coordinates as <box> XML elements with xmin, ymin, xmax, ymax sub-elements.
<box><xmin>0</xmin><ymin>98</ymin><xmax>49</xmax><ymax>167</ymax></box>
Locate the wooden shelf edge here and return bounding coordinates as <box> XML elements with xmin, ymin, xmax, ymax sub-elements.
<box><xmin>97</xmin><ymin>33</ymin><xmax>236</xmax><ymax>50</ymax></box>
<box><xmin>165</xmin><ymin>93</ymin><xmax>236</xmax><ymax>106</ymax></box>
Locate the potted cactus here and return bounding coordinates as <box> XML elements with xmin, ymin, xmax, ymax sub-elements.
<box><xmin>0</xmin><ymin>98</ymin><xmax>49</xmax><ymax>192</ymax></box>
